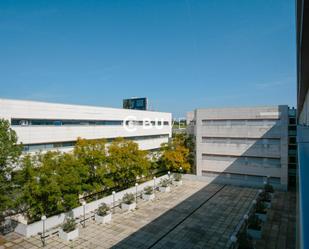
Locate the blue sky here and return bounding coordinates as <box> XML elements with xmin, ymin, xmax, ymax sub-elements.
<box><xmin>0</xmin><ymin>0</ymin><xmax>296</xmax><ymax>118</ymax></box>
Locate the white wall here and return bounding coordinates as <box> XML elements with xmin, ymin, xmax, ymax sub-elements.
<box><xmin>190</xmin><ymin>106</ymin><xmax>289</xmax><ymax>189</ymax></box>
<box><xmin>0</xmin><ymin>99</ymin><xmax>172</xmax><ymax>151</ymax></box>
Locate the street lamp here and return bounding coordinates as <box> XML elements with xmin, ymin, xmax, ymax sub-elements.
<box><xmin>179</xmin><ymin>167</ymin><xmax>183</xmax><ymax>173</ymax></box>
<box><xmin>81</xmin><ymin>201</ymin><xmax>86</xmax><ymax>228</ymax></box>
<box><xmin>153</xmin><ymin>176</ymin><xmax>156</xmax><ymax>190</ymax></box>
<box><xmin>230</xmin><ymin>235</ymin><xmax>237</xmax><ymax>243</ymax></box>
<box><xmin>112</xmin><ymin>191</ymin><xmax>116</xmax><ymax>213</ymax></box>
<box><xmin>41</xmin><ymin>215</ymin><xmax>47</xmax><ymax>247</ymax></box>
<box><xmin>168</xmin><ymin>171</ymin><xmax>171</xmax><ymax>180</ymax></box>
<box><xmin>135</xmin><ymin>183</ymin><xmax>139</xmax><ymax>203</ymax></box>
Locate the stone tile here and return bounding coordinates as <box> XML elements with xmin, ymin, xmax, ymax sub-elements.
<box><xmin>3</xmin><ymin>180</ymin><xmax>260</xmax><ymax>249</ymax></box>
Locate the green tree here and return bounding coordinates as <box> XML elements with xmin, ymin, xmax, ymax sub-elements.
<box><xmin>14</xmin><ymin>154</ymin><xmax>41</xmax><ymax>221</ymax></box>
<box><xmin>160</xmin><ymin>134</ymin><xmax>191</xmax><ymax>172</ymax></box>
<box><xmin>74</xmin><ymin>138</ymin><xmax>110</xmax><ymax>193</ymax></box>
<box><xmin>57</xmin><ymin>153</ymin><xmax>88</xmax><ymax>211</ymax></box>
<box><xmin>34</xmin><ymin>152</ymin><xmax>63</xmax><ymax>219</ymax></box>
<box><xmin>108</xmin><ymin>138</ymin><xmax>150</xmax><ymax>189</ymax></box>
<box><xmin>0</xmin><ymin>119</ymin><xmax>22</xmax><ymax>219</ymax></box>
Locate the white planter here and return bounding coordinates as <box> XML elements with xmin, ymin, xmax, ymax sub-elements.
<box><xmin>174</xmin><ymin>180</ymin><xmax>182</xmax><ymax>186</ymax></box>
<box><xmin>95</xmin><ymin>213</ymin><xmax>112</xmax><ymax>224</ymax></box>
<box><xmin>263</xmin><ymin>201</ymin><xmax>271</xmax><ymax>209</ymax></box>
<box><xmin>159</xmin><ymin>186</ymin><xmax>170</xmax><ymax>193</ymax></box>
<box><xmin>59</xmin><ymin>228</ymin><xmax>79</xmax><ymax>241</ymax></box>
<box><xmin>122</xmin><ymin>202</ymin><xmax>136</xmax><ymax>211</ymax></box>
<box><xmin>143</xmin><ymin>193</ymin><xmax>155</xmax><ymax>201</ymax></box>
<box><xmin>247</xmin><ymin>228</ymin><xmax>262</xmax><ymax>240</ymax></box>
<box><xmin>256</xmin><ymin>212</ymin><xmax>267</xmax><ymax>222</ymax></box>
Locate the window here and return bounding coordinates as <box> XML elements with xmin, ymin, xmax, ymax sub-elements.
<box><xmin>12</xmin><ymin>118</ymin><xmax>124</xmax><ymax>126</ymax></box>
<box><xmin>22</xmin><ymin>134</ymin><xmax>170</xmax><ymax>152</ymax></box>
<box><xmin>268</xmin><ymin>177</ymin><xmax>280</xmax><ymax>184</ymax></box>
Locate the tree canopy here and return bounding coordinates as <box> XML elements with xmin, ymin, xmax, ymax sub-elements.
<box><xmin>160</xmin><ymin>133</ymin><xmax>192</xmax><ymax>172</ymax></box>
<box><xmin>0</xmin><ymin>119</ymin><xmax>194</xmax><ymax>222</ymax></box>
<box><xmin>0</xmin><ymin>119</ymin><xmax>22</xmax><ymax>219</ymax></box>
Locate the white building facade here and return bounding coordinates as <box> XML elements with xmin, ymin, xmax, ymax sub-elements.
<box><xmin>0</xmin><ymin>99</ymin><xmax>172</xmax><ymax>152</ymax></box>
<box><xmin>187</xmin><ymin>106</ymin><xmax>289</xmax><ymax>190</ymax></box>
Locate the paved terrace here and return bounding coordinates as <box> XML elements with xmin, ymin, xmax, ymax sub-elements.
<box><xmin>1</xmin><ymin>179</ymin><xmax>257</xmax><ymax>249</ymax></box>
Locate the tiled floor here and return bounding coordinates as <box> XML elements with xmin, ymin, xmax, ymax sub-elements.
<box><xmin>1</xmin><ymin>179</ymin><xmax>257</xmax><ymax>249</ymax></box>
<box><xmin>255</xmin><ymin>190</ymin><xmax>296</xmax><ymax>249</ymax></box>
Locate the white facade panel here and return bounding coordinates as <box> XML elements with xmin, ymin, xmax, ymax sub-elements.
<box><xmin>187</xmin><ymin>106</ymin><xmax>289</xmax><ymax>190</ymax></box>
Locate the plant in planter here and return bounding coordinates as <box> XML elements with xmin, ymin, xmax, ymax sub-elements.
<box><xmin>247</xmin><ymin>214</ymin><xmax>262</xmax><ymax>240</ymax></box>
<box><xmin>159</xmin><ymin>178</ymin><xmax>171</xmax><ymax>193</ymax></box>
<box><xmin>237</xmin><ymin>230</ymin><xmax>254</xmax><ymax>249</ymax></box>
<box><xmin>264</xmin><ymin>184</ymin><xmax>274</xmax><ymax>198</ymax></box>
<box><xmin>259</xmin><ymin>191</ymin><xmax>271</xmax><ymax>208</ymax></box>
<box><xmin>143</xmin><ymin>186</ymin><xmax>155</xmax><ymax>201</ymax></box>
<box><xmin>255</xmin><ymin>200</ymin><xmax>267</xmax><ymax>222</ymax></box>
<box><xmin>95</xmin><ymin>203</ymin><xmax>112</xmax><ymax>224</ymax></box>
<box><xmin>59</xmin><ymin>217</ymin><xmax>79</xmax><ymax>241</ymax></box>
<box><xmin>121</xmin><ymin>193</ymin><xmax>136</xmax><ymax>211</ymax></box>
<box><xmin>173</xmin><ymin>173</ymin><xmax>183</xmax><ymax>186</ymax></box>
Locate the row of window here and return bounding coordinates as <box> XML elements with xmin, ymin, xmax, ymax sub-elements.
<box><xmin>202</xmin><ymin>154</ymin><xmax>281</xmax><ymax>168</ymax></box>
<box><xmin>23</xmin><ymin>134</ymin><xmax>169</xmax><ymax>152</ymax></box>
<box><xmin>201</xmin><ymin>137</ymin><xmax>280</xmax><ymax>146</ymax></box>
<box><xmin>201</xmin><ymin>119</ymin><xmax>280</xmax><ymax>127</ymax></box>
<box><xmin>11</xmin><ymin>118</ymin><xmax>170</xmax><ymax>126</ymax></box>
<box><xmin>201</xmin><ymin>170</ymin><xmax>281</xmax><ymax>184</ymax></box>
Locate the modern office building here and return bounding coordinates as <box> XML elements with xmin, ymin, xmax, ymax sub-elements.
<box><xmin>187</xmin><ymin>106</ymin><xmax>289</xmax><ymax>190</ymax></box>
<box><xmin>0</xmin><ymin>98</ymin><xmax>172</xmax><ymax>153</ymax></box>
<box><xmin>296</xmin><ymin>0</ymin><xmax>309</xmax><ymax>248</ymax></box>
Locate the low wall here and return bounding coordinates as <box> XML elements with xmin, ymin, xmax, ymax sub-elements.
<box><xmin>14</xmin><ymin>174</ymin><xmax>169</xmax><ymax>237</ymax></box>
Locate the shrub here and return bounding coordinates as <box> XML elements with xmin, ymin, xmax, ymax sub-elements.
<box><xmin>264</xmin><ymin>184</ymin><xmax>274</xmax><ymax>193</ymax></box>
<box><xmin>62</xmin><ymin>217</ymin><xmax>76</xmax><ymax>233</ymax></box>
<box><xmin>237</xmin><ymin>230</ymin><xmax>253</xmax><ymax>249</ymax></box>
<box><xmin>122</xmin><ymin>193</ymin><xmax>135</xmax><ymax>205</ymax></box>
<box><xmin>144</xmin><ymin>186</ymin><xmax>154</xmax><ymax>195</ymax></box>
<box><xmin>248</xmin><ymin>214</ymin><xmax>261</xmax><ymax>230</ymax></box>
<box><xmin>160</xmin><ymin>178</ymin><xmax>170</xmax><ymax>188</ymax></box>
<box><xmin>255</xmin><ymin>200</ymin><xmax>267</xmax><ymax>214</ymax></box>
<box><xmin>259</xmin><ymin>191</ymin><xmax>271</xmax><ymax>202</ymax></box>
<box><xmin>173</xmin><ymin>173</ymin><xmax>182</xmax><ymax>182</ymax></box>
<box><xmin>97</xmin><ymin>203</ymin><xmax>110</xmax><ymax>216</ymax></box>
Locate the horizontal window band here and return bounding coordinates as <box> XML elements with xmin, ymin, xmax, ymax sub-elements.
<box><xmin>201</xmin><ymin>153</ymin><xmax>281</xmax><ymax>160</ymax></box>
<box><xmin>22</xmin><ymin>134</ymin><xmax>169</xmax><ymax>152</ymax></box>
<box><xmin>11</xmin><ymin>118</ymin><xmax>170</xmax><ymax>126</ymax></box>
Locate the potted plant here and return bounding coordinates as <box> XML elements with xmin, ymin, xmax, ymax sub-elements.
<box><xmin>95</xmin><ymin>203</ymin><xmax>112</xmax><ymax>224</ymax></box>
<box><xmin>121</xmin><ymin>193</ymin><xmax>136</xmax><ymax>211</ymax></box>
<box><xmin>173</xmin><ymin>173</ymin><xmax>183</xmax><ymax>186</ymax></box>
<box><xmin>259</xmin><ymin>191</ymin><xmax>271</xmax><ymax>208</ymax></box>
<box><xmin>247</xmin><ymin>214</ymin><xmax>262</xmax><ymax>240</ymax></box>
<box><xmin>159</xmin><ymin>178</ymin><xmax>171</xmax><ymax>193</ymax></box>
<box><xmin>142</xmin><ymin>186</ymin><xmax>155</xmax><ymax>201</ymax></box>
<box><xmin>59</xmin><ymin>217</ymin><xmax>79</xmax><ymax>241</ymax></box>
<box><xmin>237</xmin><ymin>230</ymin><xmax>254</xmax><ymax>249</ymax></box>
<box><xmin>264</xmin><ymin>184</ymin><xmax>274</xmax><ymax>198</ymax></box>
<box><xmin>255</xmin><ymin>200</ymin><xmax>267</xmax><ymax>222</ymax></box>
